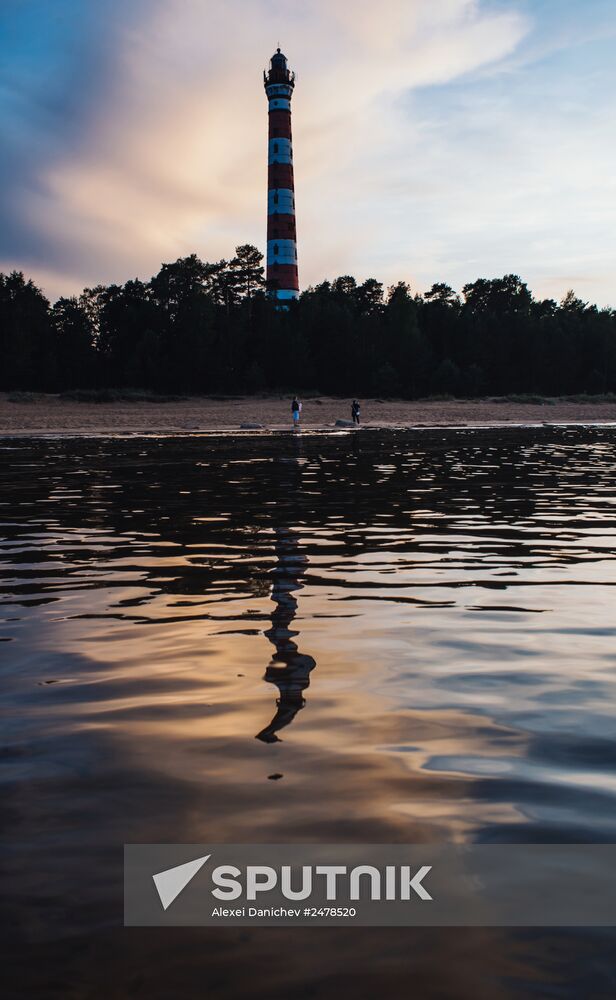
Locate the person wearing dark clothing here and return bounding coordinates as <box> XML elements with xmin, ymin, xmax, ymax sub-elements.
<box><xmin>291</xmin><ymin>396</ymin><xmax>302</xmax><ymax>432</ymax></box>
<box><xmin>351</xmin><ymin>399</ymin><xmax>361</xmax><ymax>425</ymax></box>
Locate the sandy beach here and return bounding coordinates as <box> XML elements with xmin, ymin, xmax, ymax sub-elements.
<box><xmin>2</xmin><ymin>393</ymin><xmax>616</xmax><ymax>435</ymax></box>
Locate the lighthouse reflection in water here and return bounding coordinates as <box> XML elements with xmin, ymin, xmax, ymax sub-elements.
<box><xmin>257</xmin><ymin>525</ymin><xmax>315</xmax><ymax>743</ymax></box>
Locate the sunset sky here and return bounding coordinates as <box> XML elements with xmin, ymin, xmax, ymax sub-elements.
<box><xmin>1</xmin><ymin>0</ymin><xmax>615</xmax><ymax>305</ymax></box>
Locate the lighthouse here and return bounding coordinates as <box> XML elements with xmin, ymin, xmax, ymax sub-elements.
<box><xmin>264</xmin><ymin>48</ymin><xmax>299</xmax><ymax>302</ymax></box>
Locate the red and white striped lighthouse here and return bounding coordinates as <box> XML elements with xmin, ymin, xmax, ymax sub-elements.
<box><xmin>264</xmin><ymin>48</ymin><xmax>299</xmax><ymax>302</ymax></box>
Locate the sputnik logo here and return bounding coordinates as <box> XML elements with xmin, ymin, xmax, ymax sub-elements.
<box><xmin>151</xmin><ymin>854</ymin><xmax>433</xmax><ymax>911</ymax></box>
<box><xmin>152</xmin><ymin>855</ymin><xmax>211</xmax><ymax>910</ymax></box>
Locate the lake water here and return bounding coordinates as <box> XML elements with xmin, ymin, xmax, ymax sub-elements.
<box><xmin>2</xmin><ymin>427</ymin><xmax>616</xmax><ymax>997</ymax></box>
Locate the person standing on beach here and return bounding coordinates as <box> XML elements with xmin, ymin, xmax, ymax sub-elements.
<box><xmin>291</xmin><ymin>396</ymin><xmax>302</xmax><ymax>432</ymax></box>
<box><xmin>351</xmin><ymin>399</ymin><xmax>361</xmax><ymax>425</ymax></box>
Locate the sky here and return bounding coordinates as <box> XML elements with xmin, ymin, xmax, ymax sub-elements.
<box><xmin>1</xmin><ymin>0</ymin><xmax>615</xmax><ymax>306</ymax></box>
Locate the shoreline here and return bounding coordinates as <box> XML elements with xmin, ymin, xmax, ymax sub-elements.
<box><xmin>3</xmin><ymin>423</ymin><xmax>616</xmax><ymax>440</ymax></box>
<box><xmin>2</xmin><ymin>393</ymin><xmax>616</xmax><ymax>437</ymax></box>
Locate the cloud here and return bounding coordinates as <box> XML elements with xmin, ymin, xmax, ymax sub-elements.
<box><xmin>1</xmin><ymin>0</ymin><xmax>614</xmax><ymax>306</ymax></box>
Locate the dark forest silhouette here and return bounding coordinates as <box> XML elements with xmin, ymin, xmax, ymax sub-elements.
<box><xmin>2</xmin><ymin>244</ymin><xmax>615</xmax><ymax>397</ymax></box>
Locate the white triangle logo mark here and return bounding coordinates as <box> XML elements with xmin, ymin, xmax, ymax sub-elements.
<box><xmin>152</xmin><ymin>854</ymin><xmax>211</xmax><ymax>910</ymax></box>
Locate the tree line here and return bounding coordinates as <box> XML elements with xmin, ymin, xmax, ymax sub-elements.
<box><xmin>2</xmin><ymin>244</ymin><xmax>615</xmax><ymax>397</ymax></box>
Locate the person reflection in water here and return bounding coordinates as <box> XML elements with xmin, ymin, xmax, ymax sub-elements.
<box><xmin>256</xmin><ymin>527</ymin><xmax>316</xmax><ymax>743</ymax></box>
